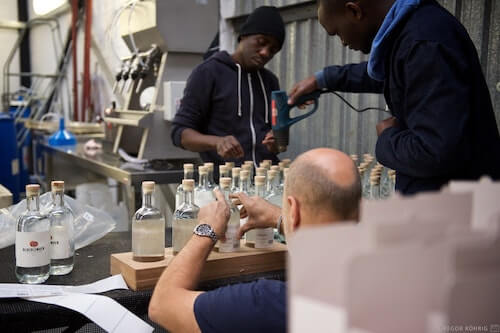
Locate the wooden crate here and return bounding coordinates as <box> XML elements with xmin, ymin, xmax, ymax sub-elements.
<box><xmin>110</xmin><ymin>242</ymin><xmax>287</xmax><ymax>291</ymax></box>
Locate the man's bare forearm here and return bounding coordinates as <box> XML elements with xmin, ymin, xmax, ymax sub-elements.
<box><xmin>181</xmin><ymin>128</ymin><xmax>219</xmax><ymax>152</ymax></box>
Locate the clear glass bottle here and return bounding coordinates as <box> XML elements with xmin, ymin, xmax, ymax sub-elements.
<box><xmin>246</xmin><ymin>176</ymin><xmax>274</xmax><ymax>248</ymax></box>
<box><xmin>231</xmin><ymin>167</ymin><xmax>241</xmax><ymax>193</ymax></box>
<box><xmin>256</xmin><ymin>167</ymin><xmax>267</xmax><ymax>184</ymax></box>
<box><xmin>195</xmin><ymin>165</ymin><xmax>215</xmax><ymax>208</ymax></box>
<box><xmin>132</xmin><ymin>181</ymin><xmax>165</xmax><ymax>262</ymax></box>
<box><xmin>16</xmin><ymin>184</ymin><xmax>50</xmax><ymax>284</ymax></box>
<box><xmin>173</xmin><ymin>179</ymin><xmax>200</xmax><ymax>254</ymax></box>
<box><xmin>265</xmin><ymin>169</ymin><xmax>282</xmax><ymax>207</ymax></box>
<box><xmin>242</xmin><ymin>163</ymin><xmax>254</xmax><ymax>194</ymax></box>
<box><xmin>204</xmin><ymin>162</ymin><xmax>215</xmax><ymax>189</ymax></box>
<box><xmin>48</xmin><ymin>181</ymin><xmax>75</xmax><ymax>275</ymax></box>
<box><xmin>238</xmin><ymin>169</ymin><xmax>251</xmax><ymax>230</ymax></box>
<box><xmin>175</xmin><ymin>163</ymin><xmax>194</xmax><ymax>210</ymax></box>
<box><xmin>218</xmin><ymin>178</ymin><xmax>241</xmax><ymax>252</ymax></box>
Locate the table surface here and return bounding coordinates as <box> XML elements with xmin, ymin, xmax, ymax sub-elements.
<box><xmin>0</xmin><ymin>231</ymin><xmax>285</xmax><ymax>332</ymax></box>
<box><xmin>42</xmin><ymin>141</ymin><xmax>193</xmax><ymax>186</ymax></box>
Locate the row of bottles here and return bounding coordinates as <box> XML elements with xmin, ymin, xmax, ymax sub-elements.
<box><xmin>352</xmin><ymin>153</ymin><xmax>396</xmax><ymax>200</ymax></box>
<box><xmin>15</xmin><ymin>182</ymin><xmax>75</xmax><ymax>284</ymax></box>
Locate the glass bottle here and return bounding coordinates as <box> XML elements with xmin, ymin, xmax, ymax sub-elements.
<box><xmin>132</xmin><ymin>181</ymin><xmax>165</xmax><ymax>262</ymax></box>
<box><xmin>175</xmin><ymin>163</ymin><xmax>194</xmax><ymax>210</ymax></box>
<box><xmin>16</xmin><ymin>184</ymin><xmax>50</xmax><ymax>284</ymax></box>
<box><xmin>242</xmin><ymin>163</ymin><xmax>254</xmax><ymax>195</ymax></box>
<box><xmin>48</xmin><ymin>181</ymin><xmax>75</xmax><ymax>275</ymax></box>
<box><xmin>195</xmin><ymin>165</ymin><xmax>215</xmax><ymax>208</ymax></box>
<box><xmin>218</xmin><ymin>177</ymin><xmax>241</xmax><ymax>252</ymax></box>
<box><xmin>204</xmin><ymin>162</ymin><xmax>215</xmax><ymax>189</ymax></box>
<box><xmin>265</xmin><ymin>169</ymin><xmax>282</xmax><ymax>207</ymax></box>
<box><xmin>238</xmin><ymin>169</ymin><xmax>251</xmax><ymax>230</ymax></box>
<box><xmin>256</xmin><ymin>167</ymin><xmax>267</xmax><ymax>184</ymax></box>
<box><xmin>173</xmin><ymin>179</ymin><xmax>200</xmax><ymax>254</ymax></box>
<box><xmin>246</xmin><ymin>176</ymin><xmax>274</xmax><ymax>248</ymax></box>
<box><xmin>231</xmin><ymin>167</ymin><xmax>241</xmax><ymax>193</ymax></box>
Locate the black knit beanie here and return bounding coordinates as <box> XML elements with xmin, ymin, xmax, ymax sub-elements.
<box><xmin>238</xmin><ymin>6</ymin><xmax>285</xmax><ymax>49</ymax></box>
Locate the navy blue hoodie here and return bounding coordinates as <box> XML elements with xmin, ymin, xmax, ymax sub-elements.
<box><xmin>318</xmin><ymin>0</ymin><xmax>500</xmax><ymax>194</ymax></box>
<box><xmin>171</xmin><ymin>51</ymin><xmax>280</xmax><ymax>167</ymax></box>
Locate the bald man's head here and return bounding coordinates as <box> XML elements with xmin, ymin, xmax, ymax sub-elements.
<box><xmin>285</xmin><ymin>148</ymin><xmax>361</xmax><ymax>221</ymax></box>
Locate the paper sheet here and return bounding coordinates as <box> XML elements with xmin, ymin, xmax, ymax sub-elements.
<box><xmin>0</xmin><ymin>274</ymin><xmax>128</xmax><ymax>298</ymax></box>
<box><xmin>28</xmin><ymin>293</ymin><xmax>154</xmax><ymax>333</ymax></box>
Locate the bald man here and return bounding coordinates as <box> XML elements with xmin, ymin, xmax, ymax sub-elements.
<box><xmin>149</xmin><ymin>148</ymin><xmax>361</xmax><ymax>333</ymax></box>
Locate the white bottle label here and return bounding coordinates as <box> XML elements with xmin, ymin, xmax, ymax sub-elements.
<box><xmin>16</xmin><ymin>231</ymin><xmax>50</xmax><ymax>268</ymax></box>
<box><xmin>50</xmin><ymin>226</ymin><xmax>71</xmax><ymax>260</ymax></box>
<box><xmin>219</xmin><ymin>223</ymin><xmax>239</xmax><ymax>253</ymax></box>
<box><xmin>254</xmin><ymin>227</ymin><xmax>274</xmax><ymax>249</ymax></box>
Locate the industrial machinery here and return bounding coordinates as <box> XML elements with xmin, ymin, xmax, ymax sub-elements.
<box><xmin>104</xmin><ymin>0</ymin><xmax>218</xmax><ymax>161</ymax></box>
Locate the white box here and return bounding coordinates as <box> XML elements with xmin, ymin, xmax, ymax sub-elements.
<box><xmin>164</xmin><ymin>81</ymin><xmax>186</xmax><ymax>121</ymax></box>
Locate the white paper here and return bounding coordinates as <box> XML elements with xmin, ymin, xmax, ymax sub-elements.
<box><xmin>28</xmin><ymin>293</ymin><xmax>153</xmax><ymax>333</ymax></box>
<box><xmin>0</xmin><ymin>274</ymin><xmax>128</xmax><ymax>298</ymax></box>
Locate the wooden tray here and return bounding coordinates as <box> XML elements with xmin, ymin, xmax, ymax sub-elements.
<box><xmin>110</xmin><ymin>242</ymin><xmax>287</xmax><ymax>291</ymax></box>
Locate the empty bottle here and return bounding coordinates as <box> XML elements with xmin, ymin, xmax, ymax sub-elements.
<box><xmin>175</xmin><ymin>163</ymin><xmax>194</xmax><ymax>210</ymax></box>
<box><xmin>48</xmin><ymin>181</ymin><xmax>75</xmax><ymax>275</ymax></box>
<box><xmin>132</xmin><ymin>181</ymin><xmax>165</xmax><ymax>261</ymax></box>
<box><xmin>218</xmin><ymin>177</ymin><xmax>240</xmax><ymax>252</ymax></box>
<box><xmin>16</xmin><ymin>184</ymin><xmax>50</xmax><ymax>284</ymax></box>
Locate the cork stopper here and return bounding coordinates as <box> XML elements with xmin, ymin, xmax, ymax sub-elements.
<box><xmin>278</xmin><ymin>161</ymin><xmax>285</xmax><ymax>170</ymax></box>
<box><xmin>26</xmin><ymin>184</ymin><xmax>40</xmax><ymax>197</ymax></box>
<box><xmin>199</xmin><ymin>165</ymin><xmax>208</xmax><ymax>174</ymax></box>
<box><xmin>350</xmin><ymin>154</ymin><xmax>358</xmax><ymax>160</ymax></box>
<box><xmin>51</xmin><ymin>180</ymin><xmax>64</xmax><ymax>192</ymax></box>
<box><xmin>260</xmin><ymin>161</ymin><xmax>270</xmax><ymax>169</ymax></box>
<box><xmin>183</xmin><ymin>163</ymin><xmax>194</xmax><ymax>171</ymax></box>
<box><xmin>204</xmin><ymin>162</ymin><xmax>214</xmax><ymax>171</ymax></box>
<box><xmin>268</xmin><ymin>169</ymin><xmax>278</xmax><ymax>179</ymax></box>
<box><xmin>225</xmin><ymin>162</ymin><xmax>235</xmax><ymax>170</ymax></box>
<box><xmin>182</xmin><ymin>179</ymin><xmax>195</xmax><ymax>191</ymax></box>
<box><xmin>282</xmin><ymin>158</ymin><xmax>292</xmax><ymax>167</ymax></box>
<box><xmin>220</xmin><ymin>177</ymin><xmax>231</xmax><ymax>189</ymax></box>
<box><xmin>244</xmin><ymin>161</ymin><xmax>254</xmax><ymax>166</ymax></box>
<box><xmin>370</xmin><ymin>175</ymin><xmax>380</xmax><ymax>185</ymax></box>
<box><xmin>242</xmin><ymin>164</ymin><xmax>252</xmax><ymax>171</ymax></box>
<box><xmin>219</xmin><ymin>165</ymin><xmax>229</xmax><ymax>174</ymax></box>
<box><xmin>256</xmin><ymin>167</ymin><xmax>267</xmax><ymax>177</ymax></box>
<box><xmin>270</xmin><ymin>165</ymin><xmax>280</xmax><ymax>171</ymax></box>
<box><xmin>263</xmin><ymin>159</ymin><xmax>272</xmax><ymax>164</ymax></box>
<box><xmin>255</xmin><ymin>176</ymin><xmax>266</xmax><ymax>186</ymax></box>
<box><xmin>142</xmin><ymin>181</ymin><xmax>155</xmax><ymax>193</ymax></box>
<box><xmin>240</xmin><ymin>170</ymin><xmax>250</xmax><ymax>179</ymax></box>
<box><xmin>388</xmin><ymin>170</ymin><xmax>396</xmax><ymax>176</ymax></box>
<box><xmin>232</xmin><ymin>167</ymin><xmax>241</xmax><ymax>177</ymax></box>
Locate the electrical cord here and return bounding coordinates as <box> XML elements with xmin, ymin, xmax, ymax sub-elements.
<box><xmin>328</xmin><ymin>90</ymin><xmax>389</xmax><ymax>113</ymax></box>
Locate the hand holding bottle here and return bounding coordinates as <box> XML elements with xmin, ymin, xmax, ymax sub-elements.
<box><xmin>198</xmin><ymin>189</ymin><xmax>231</xmax><ymax>240</ymax></box>
<box><xmin>230</xmin><ymin>192</ymin><xmax>281</xmax><ymax>240</ymax></box>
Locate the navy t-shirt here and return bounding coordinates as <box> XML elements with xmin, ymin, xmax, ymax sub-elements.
<box><xmin>194</xmin><ymin>279</ymin><xmax>286</xmax><ymax>333</ymax></box>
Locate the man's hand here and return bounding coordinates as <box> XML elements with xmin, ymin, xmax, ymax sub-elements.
<box><xmin>262</xmin><ymin>131</ymin><xmax>279</xmax><ymax>153</ymax></box>
<box><xmin>230</xmin><ymin>192</ymin><xmax>281</xmax><ymax>239</ymax></box>
<box><xmin>376</xmin><ymin>116</ymin><xmax>398</xmax><ymax>136</ymax></box>
<box><xmin>288</xmin><ymin>75</ymin><xmax>319</xmax><ymax>105</ymax></box>
<box><xmin>198</xmin><ymin>190</ymin><xmax>231</xmax><ymax>239</ymax></box>
<box><xmin>216</xmin><ymin>135</ymin><xmax>244</xmax><ymax>159</ymax></box>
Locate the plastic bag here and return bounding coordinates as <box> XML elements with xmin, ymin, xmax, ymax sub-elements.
<box><xmin>0</xmin><ymin>192</ymin><xmax>116</xmax><ymax>250</ymax></box>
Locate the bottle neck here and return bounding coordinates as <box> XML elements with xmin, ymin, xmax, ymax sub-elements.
<box><xmin>27</xmin><ymin>195</ymin><xmax>40</xmax><ymax>212</ymax></box>
<box><xmin>232</xmin><ymin>175</ymin><xmax>240</xmax><ymax>189</ymax></box>
<box><xmin>183</xmin><ymin>189</ymin><xmax>194</xmax><ymax>205</ymax></box>
<box><xmin>255</xmin><ymin>184</ymin><xmax>266</xmax><ymax>198</ymax></box>
<box><xmin>199</xmin><ymin>173</ymin><xmax>208</xmax><ymax>188</ymax></box>
<box><xmin>222</xmin><ymin>187</ymin><xmax>231</xmax><ymax>202</ymax></box>
<box><xmin>52</xmin><ymin>190</ymin><xmax>65</xmax><ymax>207</ymax></box>
<box><xmin>240</xmin><ymin>178</ymin><xmax>249</xmax><ymax>193</ymax></box>
<box><xmin>184</xmin><ymin>170</ymin><xmax>194</xmax><ymax>180</ymax></box>
<box><xmin>142</xmin><ymin>192</ymin><xmax>153</xmax><ymax>208</ymax></box>
<box><xmin>207</xmin><ymin>170</ymin><xmax>214</xmax><ymax>185</ymax></box>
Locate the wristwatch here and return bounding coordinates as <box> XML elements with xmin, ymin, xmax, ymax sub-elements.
<box><xmin>193</xmin><ymin>223</ymin><xmax>218</xmax><ymax>244</ymax></box>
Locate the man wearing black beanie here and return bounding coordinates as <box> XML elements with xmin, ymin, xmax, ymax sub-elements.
<box><xmin>171</xmin><ymin>6</ymin><xmax>285</xmax><ymax>169</ymax></box>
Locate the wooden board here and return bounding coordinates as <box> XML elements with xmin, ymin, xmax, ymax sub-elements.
<box><xmin>110</xmin><ymin>241</ymin><xmax>287</xmax><ymax>291</ymax></box>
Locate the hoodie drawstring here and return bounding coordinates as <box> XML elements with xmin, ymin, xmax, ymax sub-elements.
<box><xmin>236</xmin><ymin>63</ymin><xmax>242</xmax><ymax>117</ymax></box>
<box><xmin>257</xmin><ymin>71</ymin><xmax>269</xmax><ymax>124</ymax></box>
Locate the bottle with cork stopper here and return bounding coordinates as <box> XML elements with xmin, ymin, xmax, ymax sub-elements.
<box><xmin>16</xmin><ymin>184</ymin><xmax>50</xmax><ymax>284</ymax></box>
<box><xmin>173</xmin><ymin>179</ymin><xmax>200</xmax><ymax>254</ymax></box>
<box><xmin>132</xmin><ymin>181</ymin><xmax>165</xmax><ymax>262</ymax></box>
<box><xmin>231</xmin><ymin>167</ymin><xmax>241</xmax><ymax>193</ymax></box>
<box><xmin>265</xmin><ymin>169</ymin><xmax>282</xmax><ymax>207</ymax></box>
<box><xmin>245</xmin><ymin>176</ymin><xmax>274</xmax><ymax>248</ymax></box>
<box><xmin>204</xmin><ymin>162</ymin><xmax>215</xmax><ymax>189</ymax></box>
<box><xmin>195</xmin><ymin>165</ymin><xmax>215</xmax><ymax>208</ymax></box>
<box><xmin>48</xmin><ymin>181</ymin><xmax>75</xmax><ymax>275</ymax></box>
<box><xmin>218</xmin><ymin>177</ymin><xmax>241</xmax><ymax>252</ymax></box>
<box><xmin>175</xmin><ymin>163</ymin><xmax>194</xmax><ymax>210</ymax></box>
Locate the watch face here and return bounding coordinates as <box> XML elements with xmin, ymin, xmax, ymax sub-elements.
<box><xmin>195</xmin><ymin>223</ymin><xmax>210</xmax><ymax>235</ymax></box>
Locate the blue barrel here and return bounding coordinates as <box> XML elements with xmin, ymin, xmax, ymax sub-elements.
<box><xmin>0</xmin><ymin>112</ymin><xmax>20</xmax><ymax>203</ymax></box>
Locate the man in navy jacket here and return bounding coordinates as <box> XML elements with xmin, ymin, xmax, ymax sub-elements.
<box><xmin>171</xmin><ymin>6</ymin><xmax>285</xmax><ymax>167</ymax></box>
<box><xmin>289</xmin><ymin>0</ymin><xmax>500</xmax><ymax>194</ymax></box>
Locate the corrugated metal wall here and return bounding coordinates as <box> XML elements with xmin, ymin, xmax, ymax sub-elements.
<box><xmin>225</xmin><ymin>0</ymin><xmax>500</xmax><ymax>159</ymax></box>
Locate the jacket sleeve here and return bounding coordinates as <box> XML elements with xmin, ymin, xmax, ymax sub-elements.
<box><xmin>376</xmin><ymin>41</ymin><xmax>471</xmax><ymax>178</ymax></box>
<box><xmin>171</xmin><ymin>65</ymin><xmax>214</xmax><ymax>148</ymax></box>
<box><xmin>315</xmin><ymin>62</ymin><xmax>384</xmax><ymax>93</ymax></box>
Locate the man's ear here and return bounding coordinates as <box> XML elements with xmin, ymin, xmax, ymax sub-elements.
<box><xmin>345</xmin><ymin>2</ymin><xmax>363</xmax><ymax>20</ymax></box>
<box><xmin>287</xmin><ymin>196</ymin><xmax>301</xmax><ymax>233</ymax></box>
